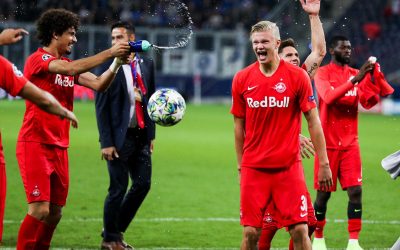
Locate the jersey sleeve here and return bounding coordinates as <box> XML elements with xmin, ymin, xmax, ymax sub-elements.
<box><xmin>297</xmin><ymin>69</ymin><xmax>316</xmax><ymax>112</ymax></box>
<box><xmin>230</xmin><ymin>72</ymin><xmax>246</xmax><ymax>118</ymax></box>
<box><xmin>25</xmin><ymin>52</ymin><xmax>58</xmax><ymax>77</ymax></box>
<box><xmin>358</xmin><ymin>74</ymin><xmax>380</xmax><ymax>109</ymax></box>
<box><xmin>314</xmin><ymin>67</ymin><xmax>354</xmax><ymax>105</ymax></box>
<box><xmin>0</xmin><ymin>56</ymin><xmax>27</xmax><ymax>96</ymax></box>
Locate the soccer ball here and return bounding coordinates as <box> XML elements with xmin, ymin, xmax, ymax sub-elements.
<box><xmin>147</xmin><ymin>88</ymin><xmax>186</xmax><ymax>126</ymax></box>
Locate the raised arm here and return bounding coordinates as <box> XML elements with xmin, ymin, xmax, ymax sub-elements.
<box><xmin>47</xmin><ymin>42</ymin><xmax>130</xmax><ymax>76</ymax></box>
<box><xmin>0</xmin><ymin>28</ymin><xmax>29</xmax><ymax>45</ymax></box>
<box><xmin>300</xmin><ymin>0</ymin><xmax>326</xmax><ymax>78</ymax></box>
<box><xmin>303</xmin><ymin>108</ymin><xmax>332</xmax><ymax>191</ymax></box>
<box><xmin>19</xmin><ymin>82</ymin><xmax>78</xmax><ymax>128</ymax></box>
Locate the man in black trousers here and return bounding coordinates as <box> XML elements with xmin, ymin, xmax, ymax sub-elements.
<box><xmin>95</xmin><ymin>21</ymin><xmax>156</xmax><ymax>250</ymax></box>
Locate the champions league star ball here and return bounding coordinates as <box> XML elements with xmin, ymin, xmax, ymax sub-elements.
<box><xmin>147</xmin><ymin>88</ymin><xmax>186</xmax><ymax>126</ymax></box>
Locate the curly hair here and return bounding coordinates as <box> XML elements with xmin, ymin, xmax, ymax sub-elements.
<box><xmin>36</xmin><ymin>9</ymin><xmax>80</xmax><ymax>46</ymax></box>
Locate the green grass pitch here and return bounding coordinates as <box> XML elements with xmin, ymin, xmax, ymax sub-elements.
<box><xmin>0</xmin><ymin>100</ymin><xmax>399</xmax><ymax>249</ymax></box>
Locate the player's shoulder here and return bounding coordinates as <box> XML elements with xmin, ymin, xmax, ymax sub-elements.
<box><xmin>282</xmin><ymin>60</ymin><xmax>309</xmax><ymax>78</ymax></box>
<box><xmin>27</xmin><ymin>48</ymin><xmax>56</xmax><ymax>63</ymax></box>
<box><xmin>235</xmin><ymin>62</ymin><xmax>258</xmax><ymax>79</ymax></box>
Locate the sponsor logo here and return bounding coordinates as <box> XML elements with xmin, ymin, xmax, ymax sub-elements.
<box><xmin>316</xmin><ymin>211</ymin><xmax>324</xmax><ymax>215</ymax></box>
<box><xmin>273</xmin><ymin>82</ymin><xmax>286</xmax><ymax>93</ymax></box>
<box><xmin>247</xmin><ymin>85</ymin><xmax>258</xmax><ymax>91</ymax></box>
<box><xmin>247</xmin><ymin>96</ymin><xmax>290</xmax><ymax>108</ymax></box>
<box><xmin>300</xmin><ymin>212</ymin><xmax>307</xmax><ymax>218</ymax></box>
<box><xmin>12</xmin><ymin>64</ymin><xmax>23</xmax><ymax>77</ymax></box>
<box><xmin>42</xmin><ymin>54</ymin><xmax>52</xmax><ymax>61</ymax></box>
<box><xmin>354</xmin><ymin>209</ymin><xmax>362</xmax><ymax>212</ymax></box>
<box><xmin>345</xmin><ymin>87</ymin><xmax>358</xmax><ymax>97</ymax></box>
<box><xmin>54</xmin><ymin>74</ymin><xmax>74</xmax><ymax>87</ymax></box>
<box><xmin>31</xmin><ymin>185</ymin><xmax>40</xmax><ymax>197</ymax></box>
<box><xmin>357</xmin><ymin>178</ymin><xmax>362</xmax><ymax>182</ymax></box>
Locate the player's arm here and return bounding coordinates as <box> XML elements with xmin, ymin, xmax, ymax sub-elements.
<box><xmin>234</xmin><ymin>116</ymin><xmax>245</xmax><ymax>178</ymax></box>
<box><xmin>0</xmin><ymin>28</ymin><xmax>29</xmax><ymax>45</ymax></box>
<box><xmin>47</xmin><ymin>42</ymin><xmax>130</xmax><ymax>77</ymax></box>
<box><xmin>300</xmin><ymin>0</ymin><xmax>326</xmax><ymax>79</ymax></box>
<box><xmin>314</xmin><ymin>68</ymin><xmax>357</xmax><ymax>105</ymax></box>
<box><xmin>77</xmin><ymin>59</ymin><xmax>122</xmax><ymax>92</ymax></box>
<box><xmin>19</xmin><ymin>81</ymin><xmax>78</xmax><ymax>128</ymax></box>
<box><xmin>303</xmin><ymin>108</ymin><xmax>332</xmax><ymax>191</ymax></box>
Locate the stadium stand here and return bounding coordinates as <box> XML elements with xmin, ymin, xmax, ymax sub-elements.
<box><xmin>0</xmin><ymin>0</ymin><xmax>399</xmax><ymax>102</ymax></box>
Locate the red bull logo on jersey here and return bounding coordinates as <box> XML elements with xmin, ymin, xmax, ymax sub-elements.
<box><xmin>54</xmin><ymin>74</ymin><xmax>74</xmax><ymax>87</ymax></box>
<box><xmin>345</xmin><ymin>87</ymin><xmax>358</xmax><ymax>97</ymax></box>
<box><xmin>247</xmin><ymin>96</ymin><xmax>290</xmax><ymax>108</ymax></box>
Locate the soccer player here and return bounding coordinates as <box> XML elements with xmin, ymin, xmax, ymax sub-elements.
<box><xmin>95</xmin><ymin>21</ymin><xmax>156</xmax><ymax>250</ymax></box>
<box><xmin>258</xmin><ymin>0</ymin><xmax>326</xmax><ymax>249</ymax></box>
<box><xmin>0</xmin><ymin>28</ymin><xmax>78</xmax><ymax>245</ymax></box>
<box><xmin>231</xmin><ymin>20</ymin><xmax>333</xmax><ymax>250</ymax></box>
<box><xmin>15</xmin><ymin>9</ymin><xmax>130</xmax><ymax>250</ymax></box>
<box><xmin>312</xmin><ymin>35</ymin><xmax>394</xmax><ymax>250</ymax></box>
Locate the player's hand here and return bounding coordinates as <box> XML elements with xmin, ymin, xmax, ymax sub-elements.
<box><xmin>317</xmin><ymin>163</ymin><xmax>333</xmax><ymax>191</ymax></box>
<box><xmin>300</xmin><ymin>0</ymin><xmax>320</xmax><ymax>16</ymax></box>
<box><xmin>65</xmin><ymin>110</ymin><xmax>78</xmax><ymax>128</ymax></box>
<box><xmin>0</xmin><ymin>28</ymin><xmax>29</xmax><ymax>45</ymax></box>
<box><xmin>299</xmin><ymin>134</ymin><xmax>315</xmax><ymax>159</ymax></box>
<box><xmin>101</xmin><ymin>146</ymin><xmax>119</xmax><ymax>161</ymax></box>
<box><xmin>110</xmin><ymin>42</ymin><xmax>130</xmax><ymax>58</ymax></box>
<box><xmin>353</xmin><ymin>60</ymin><xmax>375</xmax><ymax>83</ymax></box>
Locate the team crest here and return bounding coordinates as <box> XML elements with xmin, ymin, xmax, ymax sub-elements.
<box><xmin>263</xmin><ymin>213</ymin><xmax>273</xmax><ymax>223</ymax></box>
<box><xmin>31</xmin><ymin>185</ymin><xmax>41</xmax><ymax>197</ymax></box>
<box><xmin>42</xmin><ymin>54</ymin><xmax>52</xmax><ymax>61</ymax></box>
<box><xmin>273</xmin><ymin>82</ymin><xmax>286</xmax><ymax>93</ymax></box>
<box><xmin>12</xmin><ymin>64</ymin><xmax>23</xmax><ymax>77</ymax></box>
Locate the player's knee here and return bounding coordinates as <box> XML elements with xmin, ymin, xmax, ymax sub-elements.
<box><xmin>29</xmin><ymin>206</ymin><xmax>50</xmax><ymax>220</ymax></box>
<box><xmin>289</xmin><ymin>223</ymin><xmax>308</xmax><ymax>242</ymax></box>
<box><xmin>243</xmin><ymin>226</ymin><xmax>260</xmax><ymax>243</ymax></box>
<box><xmin>347</xmin><ymin>186</ymin><xmax>362</xmax><ymax>201</ymax></box>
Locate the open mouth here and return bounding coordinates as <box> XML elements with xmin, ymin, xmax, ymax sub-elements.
<box><xmin>257</xmin><ymin>51</ymin><xmax>268</xmax><ymax>60</ymax></box>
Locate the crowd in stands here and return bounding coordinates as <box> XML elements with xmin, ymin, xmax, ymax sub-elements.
<box><xmin>0</xmin><ymin>0</ymin><xmax>283</xmax><ymax>29</ymax></box>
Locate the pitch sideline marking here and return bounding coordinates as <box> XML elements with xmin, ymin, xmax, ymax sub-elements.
<box><xmin>3</xmin><ymin>217</ymin><xmax>400</xmax><ymax>224</ymax></box>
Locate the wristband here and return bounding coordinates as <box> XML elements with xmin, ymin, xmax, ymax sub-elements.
<box><xmin>109</xmin><ymin>58</ymin><xmax>121</xmax><ymax>73</ymax></box>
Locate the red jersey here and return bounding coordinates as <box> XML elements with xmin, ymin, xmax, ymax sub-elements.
<box><xmin>314</xmin><ymin>62</ymin><xmax>379</xmax><ymax>149</ymax></box>
<box><xmin>0</xmin><ymin>55</ymin><xmax>28</xmax><ymax>165</ymax></box>
<box><xmin>18</xmin><ymin>48</ymin><xmax>78</xmax><ymax>148</ymax></box>
<box><xmin>231</xmin><ymin>60</ymin><xmax>316</xmax><ymax>169</ymax></box>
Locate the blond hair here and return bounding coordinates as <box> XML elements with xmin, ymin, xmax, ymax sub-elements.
<box><xmin>250</xmin><ymin>21</ymin><xmax>280</xmax><ymax>40</ymax></box>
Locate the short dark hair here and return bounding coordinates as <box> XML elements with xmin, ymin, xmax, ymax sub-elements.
<box><xmin>110</xmin><ymin>21</ymin><xmax>135</xmax><ymax>34</ymax></box>
<box><xmin>37</xmin><ymin>9</ymin><xmax>79</xmax><ymax>46</ymax></box>
<box><xmin>278</xmin><ymin>38</ymin><xmax>296</xmax><ymax>54</ymax></box>
<box><xmin>329</xmin><ymin>35</ymin><xmax>349</xmax><ymax>49</ymax></box>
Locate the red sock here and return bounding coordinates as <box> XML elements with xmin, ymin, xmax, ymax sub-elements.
<box><xmin>0</xmin><ymin>164</ymin><xmax>6</xmax><ymax>243</ymax></box>
<box><xmin>258</xmin><ymin>226</ymin><xmax>278</xmax><ymax>250</ymax></box>
<box><xmin>314</xmin><ymin>219</ymin><xmax>326</xmax><ymax>238</ymax></box>
<box><xmin>17</xmin><ymin>214</ymin><xmax>41</xmax><ymax>250</ymax></box>
<box><xmin>348</xmin><ymin>218</ymin><xmax>362</xmax><ymax>239</ymax></box>
<box><xmin>34</xmin><ymin>221</ymin><xmax>56</xmax><ymax>250</ymax></box>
